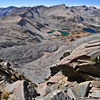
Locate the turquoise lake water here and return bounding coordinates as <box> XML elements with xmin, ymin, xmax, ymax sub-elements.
<box><xmin>47</xmin><ymin>30</ymin><xmax>55</xmax><ymax>34</ymax></box>
<box><xmin>61</xmin><ymin>28</ymin><xmax>72</xmax><ymax>30</ymax></box>
<box><xmin>83</xmin><ymin>28</ymin><xmax>97</xmax><ymax>33</ymax></box>
<box><xmin>47</xmin><ymin>28</ymin><xmax>70</xmax><ymax>36</ymax></box>
<box><xmin>57</xmin><ymin>30</ymin><xmax>69</xmax><ymax>36</ymax></box>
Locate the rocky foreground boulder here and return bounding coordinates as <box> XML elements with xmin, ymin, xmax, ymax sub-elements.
<box><xmin>1</xmin><ymin>39</ymin><xmax>100</xmax><ymax>100</ymax></box>
<box><xmin>0</xmin><ymin>59</ymin><xmax>38</xmax><ymax>100</ymax></box>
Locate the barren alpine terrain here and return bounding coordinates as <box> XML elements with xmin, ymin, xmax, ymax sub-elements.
<box><xmin>0</xmin><ymin>4</ymin><xmax>100</xmax><ymax>100</ymax></box>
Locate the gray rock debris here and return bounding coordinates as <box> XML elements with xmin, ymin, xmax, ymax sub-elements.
<box><xmin>2</xmin><ymin>80</ymin><xmax>38</xmax><ymax>100</ymax></box>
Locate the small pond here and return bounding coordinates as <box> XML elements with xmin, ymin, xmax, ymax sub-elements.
<box><xmin>61</xmin><ymin>28</ymin><xmax>72</xmax><ymax>30</ymax></box>
<box><xmin>57</xmin><ymin>30</ymin><xmax>69</xmax><ymax>36</ymax></box>
<box><xmin>83</xmin><ymin>28</ymin><xmax>97</xmax><ymax>33</ymax></box>
<box><xmin>47</xmin><ymin>30</ymin><xmax>55</xmax><ymax>34</ymax></box>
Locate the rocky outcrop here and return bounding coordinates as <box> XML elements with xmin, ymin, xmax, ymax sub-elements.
<box><xmin>51</xmin><ymin>39</ymin><xmax>100</xmax><ymax>82</ymax></box>
<box><xmin>1</xmin><ymin>80</ymin><xmax>38</xmax><ymax>100</ymax></box>
<box><xmin>0</xmin><ymin>59</ymin><xmax>38</xmax><ymax>100</ymax></box>
<box><xmin>35</xmin><ymin>39</ymin><xmax>100</xmax><ymax>100</ymax></box>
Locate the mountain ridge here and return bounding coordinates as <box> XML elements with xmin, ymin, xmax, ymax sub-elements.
<box><xmin>0</xmin><ymin>4</ymin><xmax>99</xmax><ymax>17</ymax></box>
